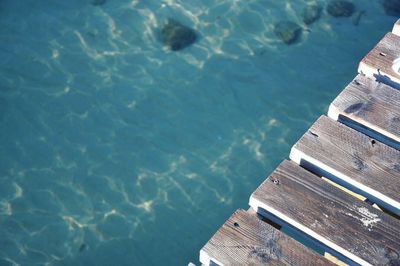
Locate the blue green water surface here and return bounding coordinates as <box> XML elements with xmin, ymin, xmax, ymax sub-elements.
<box><xmin>0</xmin><ymin>0</ymin><xmax>397</xmax><ymax>265</ymax></box>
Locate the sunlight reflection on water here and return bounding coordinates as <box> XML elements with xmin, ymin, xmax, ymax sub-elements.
<box><xmin>0</xmin><ymin>0</ymin><xmax>397</xmax><ymax>265</ymax></box>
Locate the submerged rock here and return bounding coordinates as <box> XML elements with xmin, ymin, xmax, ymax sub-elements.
<box><xmin>327</xmin><ymin>0</ymin><xmax>355</xmax><ymax>17</ymax></box>
<box><xmin>91</xmin><ymin>0</ymin><xmax>106</xmax><ymax>6</ymax></box>
<box><xmin>79</xmin><ymin>243</ymin><xmax>87</xmax><ymax>252</ymax></box>
<box><xmin>382</xmin><ymin>0</ymin><xmax>400</xmax><ymax>16</ymax></box>
<box><xmin>274</xmin><ymin>21</ymin><xmax>302</xmax><ymax>45</ymax></box>
<box><xmin>302</xmin><ymin>3</ymin><xmax>322</xmax><ymax>25</ymax></box>
<box><xmin>161</xmin><ymin>19</ymin><xmax>197</xmax><ymax>51</ymax></box>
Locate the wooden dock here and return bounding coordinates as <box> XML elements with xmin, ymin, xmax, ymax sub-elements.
<box><xmin>199</xmin><ymin>20</ymin><xmax>400</xmax><ymax>266</ymax></box>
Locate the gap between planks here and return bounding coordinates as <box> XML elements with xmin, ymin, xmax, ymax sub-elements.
<box><xmin>250</xmin><ymin>160</ymin><xmax>400</xmax><ymax>266</ymax></box>
<box><xmin>200</xmin><ymin>209</ymin><xmax>335</xmax><ymax>266</ymax></box>
<box><xmin>290</xmin><ymin>115</ymin><xmax>400</xmax><ymax>216</ymax></box>
<box><xmin>328</xmin><ymin>74</ymin><xmax>400</xmax><ymax>150</ymax></box>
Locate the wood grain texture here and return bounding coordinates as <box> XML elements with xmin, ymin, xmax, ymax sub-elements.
<box><xmin>290</xmin><ymin>115</ymin><xmax>400</xmax><ymax>215</ymax></box>
<box><xmin>328</xmin><ymin>74</ymin><xmax>400</xmax><ymax>149</ymax></box>
<box><xmin>358</xmin><ymin>32</ymin><xmax>400</xmax><ymax>88</ymax></box>
<box><xmin>250</xmin><ymin>160</ymin><xmax>400</xmax><ymax>266</ymax></box>
<box><xmin>393</xmin><ymin>19</ymin><xmax>400</xmax><ymax>36</ymax></box>
<box><xmin>200</xmin><ymin>209</ymin><xmax>334</xmax><ymax>266</ymax></box>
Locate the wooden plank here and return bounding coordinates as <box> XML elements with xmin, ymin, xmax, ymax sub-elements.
<box><xmin>324</xmin><ymin>253</ymin><xmax>347</xmax><ymax>266</ymax></box>
<box><xmin>358</xmin><ymin>32</ymin><xmax>400</xmax><ymax>88</ymax></box>
<box><xmin>249</xmin><ymin>160</ymin><xmax>400</xmax><ymax>266</ymax></box>
<box><xmin>200</xmin><ymin>209</ymin><xmax>335</xmax><ymax>266</ymax></box>
<box><xmin>393</xmin><ymin>19</ymin><xmax>400</xmax><ymax>36</ymax></box>
<box><xmin>321</xmin><ymin>177</ymin><xmax>383</xmax><ymax>211</ymax></box>
<box><xmin>290</xmin><ymin>115</ymin><xmax>400</xmax><ymax>215</ymax></box>
<box><xmin>328</xmin><ymin>74</ymin><xmax>400</xmax><ymax>150</ymax></box>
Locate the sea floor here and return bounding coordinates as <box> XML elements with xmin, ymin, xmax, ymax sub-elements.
<box><xmin>0</xmin><ymin>0</ymin><xmax>397</xmax><ymax>265</ymax></box>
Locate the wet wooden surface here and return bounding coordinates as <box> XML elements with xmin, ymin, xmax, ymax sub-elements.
<box><xmin>290</xmin><ymin>115</ymin><xmax>400</xmax><ymax>215</ymax></box>
<box><xmin>250</xmin><ymin>160</ymin><xmax>400</xmax><ymax>266</ymax></box>
<box><xmin>328</xmin><ymin>74</ymin><xmax>400</xmax><ymax>149</ymax></box>
<box><xmin>200</xmin><ymin>209</ymin><xmax>334</xmax><ymax>266</ymax></box>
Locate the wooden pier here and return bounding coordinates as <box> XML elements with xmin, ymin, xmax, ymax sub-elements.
<box><xmin>199</xmin><ymin>20</ymin><xmax>400</xmax><ymax>266</ymax></box>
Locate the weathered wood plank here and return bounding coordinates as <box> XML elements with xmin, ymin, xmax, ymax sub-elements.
<box><xmin>358</xmin><ymin>32</ymin><xmax>400</xmax><ymax>88</ymax></box>
<box><xmin>290</xmin><ymin>115</ymin><xmax>400</xmax><ymax>215</ymax></box>
<box><xmin>200</xmin><ymin>209</ymin><xmax>334</xmax><ymax>266</ymax></box>
<box><xmin>328</xmin><ymin>74</ymin><xmax>400</xmax><ymax>150</ymax></box>
<box><xmin>250</xmin><ymin>160</ymin><xmax>400</xmax><ymax>266</ymax></box>
<box><xmin>393</xmin><ymin>19</ymin><xmax>400</xmax><ymax>36</ymax></box>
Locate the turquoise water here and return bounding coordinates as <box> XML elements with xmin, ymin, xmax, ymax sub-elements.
<box><xmin>0</xmin><ymin>0</ymin><xmax>397</xmax><ymax>265</ymax></box>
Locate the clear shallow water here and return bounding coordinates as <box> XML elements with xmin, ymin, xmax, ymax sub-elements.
<box><xmin>0</xmin><ymin>0</ymin><xmax>397</xmax><ymax>265</ymax></box>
